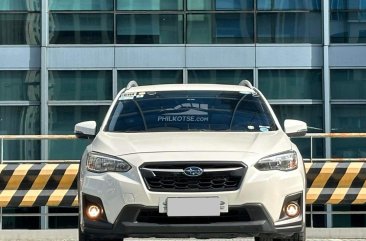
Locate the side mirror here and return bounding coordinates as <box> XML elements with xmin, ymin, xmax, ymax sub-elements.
<box><xmin>284</xmin><ymin>119</ymin><xmax>307</xmax><ymax>137</ymax></box>
<box><xmin>74</xmin><ymin>121</ymin><xmax>97</xmax><ymax>139</ymax></box>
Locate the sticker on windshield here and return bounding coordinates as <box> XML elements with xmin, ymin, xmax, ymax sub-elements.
<box><xmin>157</xmin><ymin>103</ymin><xmax>209</xmax><ymax>122</ymax></box>
<box><xmin>119</xmin><ymin>93</ymin><xmax>135</xmax><ymax>100</ymax></box>
<box><xmin>157</xmin><ymin>115</ymin><xmax>209</xmax><ymax>122</ymax></box>
<box><xmin>147</xmin><ymin>91</ymin><xmax>156</xmax><ymax>96</ymax></box>
<box><xmin>259</xmin><ymin>126</ymin><xmax>270</xmax><ymax>132</ymax></box>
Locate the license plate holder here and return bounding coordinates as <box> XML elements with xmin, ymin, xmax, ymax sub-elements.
<box><xmin>167</xmin><ymin>197</ymin><xmax>220</xmax><ymax>217</ymax></box>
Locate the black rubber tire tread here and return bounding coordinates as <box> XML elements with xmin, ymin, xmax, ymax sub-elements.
<box><xmin>276</xmin><ymin>230</ymin><xmax>306</xmax><ymax>241</ymax></box>
<box><xmin>79</xmin><ymin>230</ymin><xmax>124</xmax><ymax>241</ymax></box>
<box><xmin>290</xmin><ymin>230</ymin><xmax>306</xmax><ymax>241</ymax></box>
<box><xmin>255</xmin><ymin>237</ymin><xmax>275</xmax><ymax>241</ymax></box>
<box><xmin>78</xmin><ymin>225</ymin><xmax>87</xmax><ymax>241</ymax></box>
<box><xmin>255</xmin><ymin>230</ymin><xmax>305</xmax><ymax>241</ymax></box>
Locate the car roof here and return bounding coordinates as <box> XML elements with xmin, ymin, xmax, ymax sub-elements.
<box><xmin>123</xmin><ymin>84</ymin><xmax>255</xmax><ymax>94</ymax></box>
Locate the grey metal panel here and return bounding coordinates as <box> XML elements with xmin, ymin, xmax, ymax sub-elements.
<box><xmin>115</xmin><ymin>47</ymin><xmax>185</xmax><ymax>68</ymax></box>
<box><xmin>329</xmin><ymin>46</ymin><xmax>366</xmax><ymax>67</ymax></box>
<box><xmin>47</xmin><ymin>47</ymin><xmax>114</xmax><ymax>68</ymax></box>
<box><xmin>186</xmin><ymin>46</ymin><xmax>255</xmax><ymax>68</ymax></box>
<box><xmin>256</xmin><ymin>46</ymin><xmax>323</xmax><ymax>67</ymax></box>
<box><xmin>0</xmin><ymin>47</ymin><xmax>41</xmax><ymax>68</ymax></box>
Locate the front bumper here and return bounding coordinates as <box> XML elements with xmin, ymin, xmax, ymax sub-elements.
<box><xmin>82</xmin><ymin>203</ymin><xmax>303</xmax><ymax>239</ymax></box>
<box><xmin>79</xmin><ymin>151</ymin><xmax>306</xmax><ymax>239</ymax></box>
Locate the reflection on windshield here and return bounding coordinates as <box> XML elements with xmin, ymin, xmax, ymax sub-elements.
<box><xmin>106</xmin><ymin>90</ymin><xmax>277</xmax><ymax>132</ymax></box>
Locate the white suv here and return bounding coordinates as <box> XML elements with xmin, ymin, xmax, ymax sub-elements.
<box><xmin>75</xmin><ymin>81</ymin><xmax>307</xmax><ymax>241</ymax></box>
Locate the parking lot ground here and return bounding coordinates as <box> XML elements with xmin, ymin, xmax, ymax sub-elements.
<box><xmin>0</xmin><ymin>228</ymin><xmax>365</xmax><ymax>241</ymax></box>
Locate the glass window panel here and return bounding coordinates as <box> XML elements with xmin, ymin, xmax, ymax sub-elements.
<box><xmin>187</xmin><ymin>13</ymin><xmax>254</xmax><ymax>44</ymax></box>
<box><xmin>2</xmin><ymin>207</ymin><xmax>40</xmax><ymax>229</ymax></box>
<box><xmin>49</xmin><ymin>71</ymin><xmax>112</xmax><ymax>101</ymax></box>
<box><xmin>332</xmin><ymin>105</ymin><xmax>366</xmax><ymax>158</ymax></box>
<box><xmin>0</xmin><ymin>13</ymin><xmax>40</xmax><ymax>45</ymax></box>
<box><xmin>0</xmin><ymin>0</ymin><xmax>40</xmax><ymax>11</ymax></box>
<box><xmin>258</xmin><ymin>69</ymin><xmax>322</xmax><ymax>99</ymax></box>
<box><xmin>0</xmin><ymin>71</ymin><xmax>40</xmax><ymax>101</ymax></box>
<box><xmin>0</xmin><ymin>106</ymin><xmax>40</xmax><ymax>160</ymax></box>
<box><xmin>116</xmin><ymin>14</ymin><xmax>183</xmax><ymax>44</ymax></box>
<box><xmin>257</xmin><ymin>13</ymin><xmax>322</xmax><ymax>43</ymax></box>
<box><xmin>272</xmin><ymin>105</ymin><xmax>324</xmax><ymax>158</ymax></box>
<box><xmin>332</xmin><ymin>105</ymin><xmax>366</xmax><ymax>132</ymax></box>
<box><xmin>49</xmin><ymin>215</ymin><xmax>78</xmax><ymax>228</ymax></box>
<box><xmin>272</xmin><ymin>105</ymin><xmax>324</xmax><ymax>132</ymax></box>
<box><xmin>117</xmin><ymin>0</ymin><xmax>183</xmax><ymax>10</ymax></box>
<box><xmin>3</xmin><ymin>216</ymin><xmax>40</xmax><ymax>229</ymax></box>
<box><xmin>0</xmin><ymin>106</ymin><xmax>40</xmax><ymax>134</ymax></box>
<box><xmin>332</xmin><ymin>138</ymin><xmax>366</xmax><ymax>158</ymax></box>
<box><xmin>49</xmin><ymin>207</ymin><xmax>78</xmax><ymax>228</ymax></box>
<box><xmin>331</xmin><ymin>0</ymin><xmax>366</xmax><ymax>10</ymax></box>
<box><xmin>48</xmin><ymin>106</ymin><xmax>108</xmax><ymax>134</ymax></box>
<box><xmin>49</xmin><ymin>13</ymin><xmax>113</xmax><ymax>44</ymax></box>
<box><xmin>331</xmin><ymin>69</ymin><xmax>366</xmax><ymax>99</ymax></box>
<box><xmin>188</xmin><ymin>70</ymin><xmax>253</xmax><ymax>85</ymax></box>
<box><xmin>3</xmin><ymin>207</ymin><xmax>40</xmax><ymax>214</ymax></box>
<box><xmin>306</xmin><ymin>204</ymin><xmax>327</xmax><ymax>227</ymax></box>
<box><xmin>330</xmin><ymin>12</ymin><xmax>366</xmax><ymax>43</ymax></box>
<box><xmin>118</xmin><ymin>70</ymin><xmax>183</xmax><ymax>90</ymax></box>
<box><xmin>187</xmin><ymin>0</ymin><xmax>253</xmax><ymax>10</ymax></box>
<box><xmin>48</xmin><ymin>106</ymin><xmax>108</xmax><ymax>160</ymax></box>
<box><xmin>49</xmin><ymin>0</ymin><xmax>113</xmax><ymax>11</ymax></box>
<box><xmin>257</xmin><ymin>0</ymin><xmax>321</xmax><ymax>10</ymax></box>
<box><xmin>333</xmin><ymin>205</ymin><xmax>366</xmax><ymax>227</ymax></box>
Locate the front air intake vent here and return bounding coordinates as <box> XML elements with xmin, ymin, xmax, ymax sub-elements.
<box><xmin>140</xmin><ymin>162</ymin><xmax>246</xmax><ymax>192</ymax></box>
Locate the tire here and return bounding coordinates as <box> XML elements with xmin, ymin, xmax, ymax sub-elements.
<box><xmin>79</xmin><ymin>228</ymin><xmax>124</xmax><ymax>241</ymax></box>
<box><xmin>78</xmin><ymin>172</ymin><xmax>88</xmax><ymax>241</ymax></box>
<box><xmin>255</xmin><ymin>237</ymin><xmax>274</xmax><ymax>241</ymax></box>
<box><xmin>78</xmin><ymin>225</ymin><xmax>87</xmax><ymax>241</ymax></box>
<box><xmin>289</xmin><ymin>230</ymin><xmax>306</xmax><ymax>241</ymax></box>
<box><xmin>255</xmin><ymin>230</ymin><xmax>306</xmax><ymax>241</ymax></box>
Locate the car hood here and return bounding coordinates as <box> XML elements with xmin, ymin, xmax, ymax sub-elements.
<box><xmin>91</xmin><ymin>131</ymin><xmax>293</xmax><ymax>158</ymax></box>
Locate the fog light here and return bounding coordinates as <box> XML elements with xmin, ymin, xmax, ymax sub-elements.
<box><xmin>87</xmin><ymin>205</ymin><xmax>101</xmax><ymax>219</ymax></box>
<box><xmin>285</xmin><ymin>202</ymin><xmax>300</xmax><ymax>218</ymax></box>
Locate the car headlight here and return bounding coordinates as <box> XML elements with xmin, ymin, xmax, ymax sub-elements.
<box><xmin>255</xmin><ymin>151</ymin><xmax>298</xmax><ymax>171</ymax></box>
<box><xmin>86</xmin><ymin>152</ymin><xmax>131</xmax><ymax>173</ymax></box>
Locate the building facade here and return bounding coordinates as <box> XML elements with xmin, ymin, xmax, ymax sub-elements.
<box><xmin>0</xmin><ymin>0</ymin><xmax>366</xmax><ymax>229</ymax></box>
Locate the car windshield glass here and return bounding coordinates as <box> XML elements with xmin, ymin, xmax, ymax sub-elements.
<box><xmin>106</xmin><ymin>90</ymin><xmax>278</xmax><ymax>132</ymax></box>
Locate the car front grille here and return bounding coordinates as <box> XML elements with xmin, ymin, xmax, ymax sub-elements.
<box><xmin>139</xmin><ymin>162</ymin><xmax>246</xmax><ymax>192</ymax></box>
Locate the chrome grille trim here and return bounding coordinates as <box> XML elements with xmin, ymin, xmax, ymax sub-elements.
<box><xmin>140</xmin><ymin>167</ymin><xmax>243</xmax><ymax>173</ymax></box>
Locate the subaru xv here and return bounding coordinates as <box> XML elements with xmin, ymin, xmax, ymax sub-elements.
<box><xmin>75</xmin><ymin>81</ymin><xmax>307</xmax><ymax>241</ymax></box>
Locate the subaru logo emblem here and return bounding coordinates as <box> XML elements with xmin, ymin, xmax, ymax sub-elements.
<box><xmin>183</xmin><ymin>166</ymin><xmax>203</xmax><ymax>177</ymax></box>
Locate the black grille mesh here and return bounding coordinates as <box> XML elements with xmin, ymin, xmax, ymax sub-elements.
<box><xmin>140</xmin><ymin>162</ymin><xmax>246</xmax><ymax>192</ymax></box>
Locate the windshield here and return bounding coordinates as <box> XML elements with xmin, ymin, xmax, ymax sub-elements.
<box><xmin>106</xmin><ymin>90</ymin><xmax>278</xmax><ymax>132</ymax></box>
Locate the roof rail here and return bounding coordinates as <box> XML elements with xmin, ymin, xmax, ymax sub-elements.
<box><xmin>239</xmin><ymin>80</ymin><xmax>253</xmax><ymax>89</ymax></box>
<box><xmin>126</xmin><ymin>80</ymin><xmax>138</xmax><ymax>89</ymax></box>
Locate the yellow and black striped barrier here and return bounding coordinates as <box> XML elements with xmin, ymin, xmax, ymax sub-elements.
<box><xmin>0</xmin><ymin>163</ymin><xmax>78</xmax><ymax>208</ymax></box>
<box><xmin>305</xmin><ymin>162</ymin><xmax>366</xmax><ymax>205</ymax></box>
<box><xmin>1</xmin><ymin>162</ymin><xmax>366</xmax><ymax>207</ymax></box>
